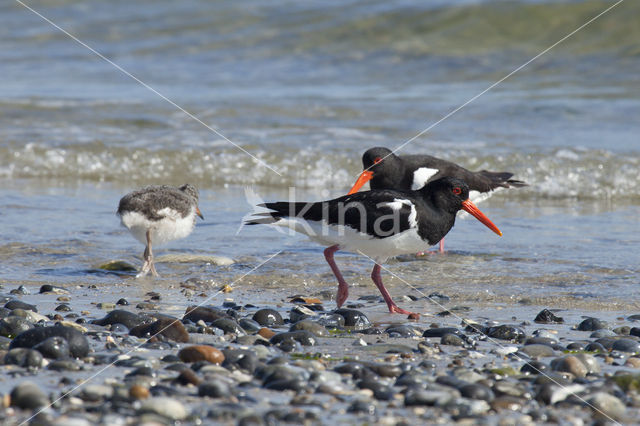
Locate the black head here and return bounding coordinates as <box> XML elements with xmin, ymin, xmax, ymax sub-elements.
<box><xmin>421</xmin><ymin>177</ymin><xmax>470</xmax><ymax>213</ymax></box>
<box><xmin>362</xmin><ymin>147</ymin><xmax>400</xmax><ymax>170</ymax></box>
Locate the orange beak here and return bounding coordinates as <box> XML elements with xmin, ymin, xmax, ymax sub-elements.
<box><xmin>196</xmin><ymin>207</ymin><xmax>204</xmax><ymax>220</ymax></box>
<box><xmin>461</xmin><ymin>199</ymin><xmax>502</xmax><ymax>236</ymax></box>
<box><xmin>347</xmin><ymin>170</ymin><xmax>374</xmax><ymax>195</ymax></box>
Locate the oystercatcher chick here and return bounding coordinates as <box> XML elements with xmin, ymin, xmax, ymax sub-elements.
<box><xmin>247</xmin><ymin>177</ymin><xmax>502</xmax><ymax>314</ymax></box>
<box><xmin>348</xmin><ymin>147</ymin><xmax>526</xmax><ymax>252</ymax></box>
<box><xmin>117</xmin><ymin>184</ymin><xmax>204</xmax><ymax>278</ymax></box>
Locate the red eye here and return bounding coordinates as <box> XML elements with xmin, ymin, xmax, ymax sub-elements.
<box><xmin>373</xmin><ymin>157</ymin><xmax>382</xmax><ymax>165</ymax></box>
<box><xmin>452</xmin><ymin>187</ymin><xmax>462</xmax><ymax>195</ymax></box>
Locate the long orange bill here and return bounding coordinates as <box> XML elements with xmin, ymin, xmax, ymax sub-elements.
<box><xmin>196</xmin><ymin>207</ymin><xmax>204</xmax><ymax>220</ymax></box>
<box><xmin>461</xmin><ymin>199</ymin><xmax>502</xmax><ymax>236</ymax></box>
<box><xmin>347</xmin><ymin>170</ymin><xmax>374</xmax><ymax>195</ymax></box>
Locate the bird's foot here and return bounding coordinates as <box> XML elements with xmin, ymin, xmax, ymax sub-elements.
<box><xmin>388</xmin><ymin>304</ymin><xmax>418</xmax><ymax>316</ymax></box>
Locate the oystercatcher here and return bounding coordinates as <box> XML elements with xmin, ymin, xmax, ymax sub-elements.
<box><xmin>348</xmin><ymin>147</ymin><xmax>525</xmax><ymax>252</ymax></box>
<box><xmin>117</xmin><ymin>184</ymin><xmax>204</xmax><ymax>278</ymax></box>
<box><xmin>247</xmin><ymin>177</ymin><xmax>501</xmax><ymax>314</ymax></box>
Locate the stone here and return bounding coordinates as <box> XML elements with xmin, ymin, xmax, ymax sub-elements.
<box><xmin>4</xmin><ymin>348</ymin><xmax>43</xmax><ymax>368</ymax></box>
<box><xmin>534</xmin><ymin>309</ymin><xmax>564</xmax><ymax>324</ymax></box>
<box><xmin>252</xmin><ymin>308</ymin><xmax>284</xmax><ymax>327</ymax></box>
<box><xmin>550</xmin><ymin>355</ymin><xmax>588</xmax><ymax>378</ymax></box>
<box><xmin>588</xmin><ymin>392</ymin><xmax>626</xmax><ymax>421</ymax></box>
<box><xmin>33</xmin><ymin>336</ymin><xmax>70</xmax><ymax>359</ymax></box>
<box><xmin>612</xmin><ymin>338</ymin><xmax>640</xmax><ymax>354</ymax></box>
<box><xmin>10</xmin><ymin>382</ymin><xmax>49</xmax><ymax>409</ymax></box>
<box><xmin>334</xmin><ymin>309</ymin><xmax>371</xmax><ymax>328</ymax></box>
<box><xmin>10</xmin><ymin>325</ymin><xmax>89</xmax><ymax>358</ymax></box>
<box><xmin>129</xmin><ymin>385</ymin><xmax>150</xmax><ymax>400</ymax></box>
<box><xmin>0</xmin><ymin>316</ymin><xmax>33</xmax><ymax>338</ymax></box>
<box><xmin>577</xmin><ymin>317</ymin><xmax>608</xmax><ymax>331</ymax></box>
<box><xmin>385</xmin><ymin>325</ymin><xmax>420</xmax><ymax>338</ymax></box>
<box><xmin>91</xmin><ymin>310</ymin><xmax>147</xmax><ymax>330</ymax></box>
<box><xmin>270</xmin><ymin>330</ymin><xmax>316</xmax><ymax>346</ymax></box>
<box><xmin>130</xmin><ymin>317</ymin><xmax>189</xmax><ymax>343</ymax></box>
<box><xmin>485</xmin><ymin>325</ymin><xmax>526</xmax><ymax>342</ymax></box>
<box><xmin>178</xmin><ymin>345</ymin><xmax>225</xmax><ymax>364</ymax></box>
<box><xmin>183</xmin><ymin>306</ymin><xmax>228</xmax><ymax>323</ymax></box>
<box><xmin>423</xmin><ymin>327</ymin><xmax>462</xmax><ymax>338</ymax></box>
<box><xmin>289</xmin><ymin>320</ymin><xmax>329</xmax><ymax>337</ymax></box>
<box><xmin>198</xmin><ymin>380</ymin><xmax>231</xmax><ymax>398</ymax></box>
<box><xmin>138</xmin><ymin>396</ymin><xmax>189</xmax><ymax>420</ymax></box>
<box><xmin>519</xmin><ymin>344</ymin><xmax>555</xmax><ymax>358</ymax></box>
<box><xmin>211</xmin><ymin>318</ymin><xmax>245</xmax><ymax>335</ymax></box>
<box><xmin>441</xmin><ymin>333</ymin><xmax>465</xmax><ymax>346</ymax></box>
<box><xmin>4</xmin><ymin>300</ymin><xmax>37</xmax><ymax>312</ymax></box>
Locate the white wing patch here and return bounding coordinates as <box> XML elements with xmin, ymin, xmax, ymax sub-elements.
<box><xmin>411</xmin><ymin>167</ymin><xmax>439</xmax><ymax>190</ymax></box>
<box><xmin>380</xmin><ymin>198</ymin><xmax>418</xmax><ymax>229</ymax></box>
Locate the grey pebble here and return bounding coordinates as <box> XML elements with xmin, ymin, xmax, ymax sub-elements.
<box><xmin>289</xmin><ymin>319</ymin><xmax>329</xmax><ymax>337</ymax></box>
<box><xmin>33</xmin><ymin>336</ymin><xmax>70</xmax><ymax>359</ymax></box>
<box><xmin>252</xmin><ymin>308</ymin><xmax>284</xmax><ymax>326</ymax></box>
<box><xmin>441</xmin><ymin>333</ymin><xmax>465</xmax><ymax>346</ymax></box>
<box><xmin>10</xmin><ymin>381</ymin><xmax>49</xmax><ymax>409</ymax></box>
<box><xmin>5</xmin><ymin>347</ymin><xmax>43</xmax><ymax>368</ymax></box>
<box><xmin>577</xmin><ymin>317</ymin><xmax>608</xmax><ymax>331</ymax></box>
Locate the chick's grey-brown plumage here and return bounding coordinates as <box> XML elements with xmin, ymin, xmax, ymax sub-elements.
<box><xmin>117</xmin><ymin>184</ymin><xmax>203</xmax><ymax>278</ymax></box>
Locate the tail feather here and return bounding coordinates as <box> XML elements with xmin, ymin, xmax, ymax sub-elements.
<box><xmin>478</xmin><ymin>170</ymin><xmax>528</xmax><ymax>189</ymax></box>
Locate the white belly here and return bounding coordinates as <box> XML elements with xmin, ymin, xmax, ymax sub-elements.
<box><xmin>120</xmin><ymin>209</ymin><xmax>196</xmax><ymax>246</ymax></box>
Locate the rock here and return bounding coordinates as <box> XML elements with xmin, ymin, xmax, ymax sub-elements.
<box><xmin>536</xmin><ymin>383</ymin><xmax>585</xmax><ymax>404</ymax></box>
<box><xmin>289</xmin><ymin>320</ymin><xmax>329</xmax><ymax>337</ymax></box>
<box><xmin>176</xmin><ymin>368</ymin><xmax>201</xmax><ymax>386</ymax></box>
<box><xmin>238</xmin><ymin>318</ymin><xmax>262</xmax><ymax>333</ymax></box>
<box><xmin>4</xmin><ymin>300</ymin><xmax>37</xmax><ymax>312</ymax></box>
<box><xmin>252</xmin><ymin>308</ymin><xmax>284</xmax><ymax>326</ymax></box>
<box><xmin>92</xmin><ymin>310</ymin><xmax>147</xmax><ymax>329</ymax></box>
<box><xmin>271</xmin><ymin>330</ymin><xmax>316</xmax><ymax>347</ymax></box>
<box><xmin>533</xmin><ymin>309</ymin><xmax>564</xmax><ymax>324</ymax></box>
<box><xmin>222</xmin><ymin>349</ymin><xmax>259</xmax><ymax>373</ymax></box>
<box><xmin>0</xmin><ymin>316</ymin><xmax>33</xmax><ymax>338</ymax></box>
<box><xmin>55</xmin><ymin>304</ymin><xmax>71</xmax><ymax>312</ymax></box>
<box><xmin>211</xmin><ymin>318</ymin><xmax>245</xmax><ymax>335</ymax></box>
<box><xmin>10</xmin><ymin>325</ymin><xmax>89</xmax><ymax>358</ymax></box>
<box><xmin>97</xmin><ymin>260</ymin><xmax>137</xmax><ymax>271</ymax></box>
<box><xmin>183</xmin><ymin>306</ymin><xmax>228</xmax><ymax>324</ymax></box>
<box><xmin>625</xmin><ymin>357</ymin><xmax>640</xmax><ymax>368</ymax></box>
<box><xmin>491</xmin><ymin>395</ymin><xmax>525</xmax><ymax>412</ymax></box>
<box><xmin>10</xmin><ymin>382</ymin><xmax>49</xmax><ymax>409</ymax></box>
<box><xmin>574</xmin><ymin>353</ymin><xmax>601</xmax><ymax>374</ymax></box>
<box><xmin>96</xmin><ymin>302</ymin><xmax>116</xmax><ymax>310</ymax></box>
<box><xmin>129</xmin><ymin>385</ymin><xmax>150</xmax><ymax>400</ymax></box>
<box><xmin>460</xmin><ymin>383</ymin><xmax>495</xmax><ymax>401</ymax></box>
<box><xmin>441</xmin><ymin>333</ymin><xmax>465</xmax><ymax>346</ymax></box>
<box><xmin>550</xmin><ymin>355</ymin><xmax>588</xmax><ymax>378</ymax></box>
<box><xmin>423</xmin><ymin>327</ymin><xmax>462</xmax><ymax>338</ymax></box>
<box><xmin>33</xmin><ymin>336</ymin><xmax>70</xmax><ymax>359</ymax></box>
<box><xmin>590</xmin><ymin>329</ymin><xmax>616</xmax><ymax>338</ymax></box>
<box><xmin>39</xmin><ymin>284</ymin><xmax>69</xmax><ymax>294</ymax></box>
<box><xmin>612</xmin><ymin>338</ymin><xmax>640</xmax><ymax>354</ymax></box>
<box><xmin>519</xmin><ymin>344</ymin><xmax>555</xmax><ymax>358</ymax></box>
<box><xmin>138</xmin><ymin>396</ymin><xmax>189</xmax><ymax>420</ymax></box>
<box><xmin>405</xmin><ymin>388</ymin><xmax>458</xmax><ymax>406</ymax></box>
<box><xmin>198</xmin><ymin>380</ymin><xmax>231</xmax><ymax>398</ymax></box>
<box><xmin>577</xmin><ymin>317</ymin><xmax>608</xmax><ymax>331</ymax></box>
<box><xmin>4</xmin><ymin>348</ymin><xmax>43</xmax><ymax>368</ymax></box>
<box><xmin>334</xmin><ymin>309</ymin><xmax>370</xmax><ymax>328</ymax></box>
<box><xmin>178</xmin><ymin>345</ymin><xmax>225</xmax><ymax>364</ymax></box>
<box><xmin>588</xmin><ymin>392</ymin><xmax>626</xmax><ymax>421</ymax></box>
<box><xmin>485</xmin><ymin>325</ymin><xmax>526</xmax><ymax>342</ymax></box>
<box><xmin>258</xmin><ymin>327</ymin><xmax>276</xmax><ymax>339</ymax></box>
<box><xmin>116</xmin><ymin>298</ymin><xmax>129</xmax><ymax>305</ymax></box>
<box><xmin>385</xmin><ymin>325</ymin><xmax>420</xmax><ymax>338</ymax></box>
<box><xmin>78</xmin><ymin>384</ymin><xmax>114</xmax><ymax>402</ymax></box>
<box><xmin>130</xmin><ymin>317</ymin><xmax>189</xmax><ymax>343</ymax></box>
<box><xmin>520</xmin><ymin>360</ymin><xmax>547</xmax><ymax>375</ymax></box>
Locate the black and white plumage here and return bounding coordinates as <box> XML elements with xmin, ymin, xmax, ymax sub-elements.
<box><xmin>117</xmin><ymin>184</ymin><xmax>203</xmax><ymax>278</ymax></box>
<box><xmin>348</xmin><ymin>147</ymin><xmax>526</xmax><ymax>252</ymax></box>
<box><xmin>248</xmin><ymin>177</ymin><xmax>502</xmax><ymax>315</ymax></box>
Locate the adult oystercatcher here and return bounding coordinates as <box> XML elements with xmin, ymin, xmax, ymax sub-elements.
<box><xmin>117</xmin><ymin>184</ymin><xmax>204</xmax><ymax>278</ymax></box>
<box><xmin>348</xmin><ymin>147</ymin><xmax>525</xmax><ymax>252</ymax></box>
<box><xmin>247</xmin><ymin>177</ymin><xmax>501</xmax><ymax>314</ymax></box>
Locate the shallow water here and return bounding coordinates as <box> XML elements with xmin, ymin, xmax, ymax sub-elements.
<box><xmin>1</xmin><ymin>0</ymin><xmax>639</xmax><ymax>310</ymax></box>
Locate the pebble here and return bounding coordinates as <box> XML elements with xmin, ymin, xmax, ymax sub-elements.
<box><xmin>612</xmin><ymin>338</ymin><xmax>640</xmax><ymax>353</ymax></box>
<box><xmin>485</xmin><ymin>325</ymin><xmax>526</xmax><ymax>342</ymax></box>
<box><xmin>534</xmin><ymin>309</ymin><xmax>564</xmax><ymax>324</ymax></box>
<box><xmin>211</xmin><ymin>317</ymin><xmax>245</xmax><ymax>335</ymax></box>
<box><xmin>423</xmin><ymin>327</ymin><xmax>462</xmax><ymax>338</ymax></box>
<box><xmin>0</xmin><ymin>316</ymin><xmax>33</xmax><ymax>338</ymax></box>
<box><xmin>577</xmin><ymin>317</ymin><xmax>609</xmax><ymax>331</ymax></box>
<box><xmin>270</xmin><ymin>330</ymin><xmax>317</xmax><ymax>346</ymax></box>
<box><xmin>198</xmin><ymin>379</ymin><xmax>231</xmax><ymax>398</ymax></box>
<box><xmin>289</xmin><ymin>319</ymin><xmax>329</xmax><ymax>337</ymax></box>
<box><xmin>385</xmin><ymin>324</ymin><xmax>420</xmax><ymax>337</ymax></box>
<box><xmin>4</xmin><ymin>300</ymin><xmax>38</xmax><ymax>312</ymax></box>
<box><xmin>519</xmin><ymin>344</ymin><xmax>555</xmax><ymax>358</ymax></box>
<box><xmin>183</xmin><ymin>305</ymin><xmax>228</xmax><ymax>323</ymax></box>
<box><xmin>178</xmin><ymin>345</ymin><xmax>225</xmax><ymax>364</ymax></box>
<box><xmin>441</xmin><ymin>333</ymin><xmax>465</xmax><ymax>346</ymax></box>
<box><xmin>333</xmin><ymin>309</ymin><xmax>371</xmax><ymax>328</ymax></box>
<box><xmin>252</xmin><ymin>308</ymin><xmax>284</xmax><ymax>326</ymax></box>
<box><xmin>33</xmin><ymin>336</ymin><xmax>70</xmax><ymax>359</ymax></box>
<box><xmin>10</xmin><ymin>324</ymin><xmax>89</xmax><ymax>358</ymax></box>
<box><xmin>129</xmin><ymin>317</ymin><xmax>189</xmax><ymax>343</ymax></box>
<box><xmin>550</xmin><ymin>355</ymin><xmax>588</xmax><ymax>378</ymax></box>
<box><xmin>137</xmin><ymin>396</ymin><xmax>189</xmax><ymax>420</ymax></box>
<box><xmin>10</xmin><ymin>381</ymin><xmax>49</xmax><ymax>409</ymax></box>
<box><xmin>92</xmin><ymin>310</ymin><xmax>147</xmax><ymax>330</ymax></box>
<box><xmin>588</xmin><ymin>392</ymin><xmax>626</xmax><ymax>421</ymax></box>
<box><xmin>5</xmin><ymin>347</ymin><xmax>44</xmax><ymax>368</ymax></box>
<box><xmin>129</xmin><ymin>384</ymin><xmax>150</xmax><ymax>400</ymax></box>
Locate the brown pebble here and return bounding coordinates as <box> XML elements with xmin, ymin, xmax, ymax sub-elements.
<box><xmin>176</xmin><ymin>368</ymin><xmax>201</xmax><ymax>386</ymax></box>
<box><xmin>258</xmin><ymin>327</ymin><xmax>276</xmax><ymax>339</ymax></box>
<box><xmin>407</xmin><ymin>313</ymin><xmax>420</xmax><ymax>320</ymax></box>
<box><xmin>56</xmin><ymin>296</ymin><xmax>70</xmax><ymax>302</ymax></box>
<box><xmin>625</xmin><ymin>357</ymin><xmax>640</xmax><ymax>368</ymax></box>
<box><xmin>221</xmin><ymin>284</ymin><xmax>233</xmax><ymax>293</ymax></box>
<box><xmin>178</xmin><ymin>345</ymin><xmax>225</xmax><ymax>364</ymax></box>
<box><xmin>129</xmin><ymin>385</ymin><xmax>149</xmax><ymax>400</ymax></box>
<box><xmin>130</xmin><ymin>317</ymin><xmax>189</xmax><ymax>343</ymax></box>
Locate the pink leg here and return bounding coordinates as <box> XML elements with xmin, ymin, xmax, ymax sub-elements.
<box><xmin>370</xmin><ymin>264</ymin><xmax>415</xmax><ymax>315</ymax></box>
<box><xmin>438</xmin><ymin>238</ymin><xmax>445</xmax><ymax>253</ymax></box>
<box><xmin>324</xmin><ymin>245</ymin><xmax>349</xmax><ymax>308</ymax></box>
